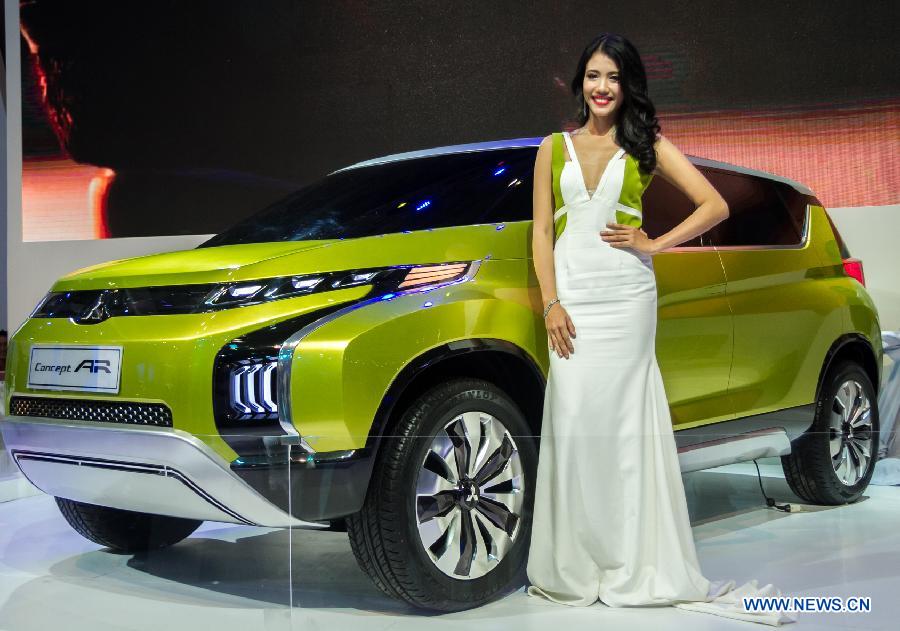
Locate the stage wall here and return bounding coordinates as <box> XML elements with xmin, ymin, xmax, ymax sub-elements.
<box><xmin>6</xmin><ymin>0</ymin><xmax>900</xmax><ymax>326</ymax></box>
<box><xmin>3</xmin><ymin>0</ymin><xmax>899</xmax><ymax>503</ymax></box>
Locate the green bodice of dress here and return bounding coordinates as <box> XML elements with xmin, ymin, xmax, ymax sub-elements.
<box><xmin>550</xmin><ymin>132</ymin><xmax>654</xmax><ymax>241</ymax></box>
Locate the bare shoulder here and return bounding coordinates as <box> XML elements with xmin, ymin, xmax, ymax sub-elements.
<box><xmin>652</xmin><ymin>133</ymin><xmax>677</xmax><ymax>156</ymax></box>
<box><xmin>534</xmin><ymin>134</ymin><xmax>554</xmax><ymax>165</ymax></box>
<box><xmin>652</xmin><ymin>133</ymin><xmax>691</xmax><ymax>177</ymax></box>
<box><xmin>650</xmin><ymin>133</ymin><xmax>723</xmax><ymax>207</ymax></box>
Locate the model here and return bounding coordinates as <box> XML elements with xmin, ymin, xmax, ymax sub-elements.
<box><xmin>526</xmin><ymin>32</ymin><xmax>798</xmax><ymax>626</ymax></box>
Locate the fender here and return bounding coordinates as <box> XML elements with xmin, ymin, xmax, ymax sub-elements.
<box><xmin>363</xmin><ymin>337</ymin><xmax>546</xmax><ymax>455</ymax></box>
<box><xmin>234</xmin><ymin>337</ymin><xmax>544</xmax><ymax>522</ymax></box>
<box><xmin>815</xmin><ymin>333</ymin><xmax>880</xmax><ymax>403</ymax></box>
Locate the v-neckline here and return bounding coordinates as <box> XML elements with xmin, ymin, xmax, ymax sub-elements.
<box><xmin>563</xmin><ymin>131</ymin><xmax>625</xmax><ymax>202</ymax></box>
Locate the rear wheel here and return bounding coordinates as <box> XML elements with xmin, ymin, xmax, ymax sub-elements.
<box><xmin>346</xmin><ymin>377</ymin><xmax>537</xmax><ymax>611</ymax></box>
<box><xmin>782</xmin><ymin>360</ymin><xmax>879</xmax><ymax>504</ymax></box>
<box><xmin>55</xmin><ymin>497</ymin><xmax>202</xmax><ymax>552</ymax></box>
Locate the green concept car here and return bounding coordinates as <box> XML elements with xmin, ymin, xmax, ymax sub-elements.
<box><xmin>2</xmin><ymin>137</ymin><xmax>882</xmax><ymax>611</ymax></box>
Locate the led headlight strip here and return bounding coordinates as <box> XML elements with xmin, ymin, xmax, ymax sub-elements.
<box><xmin>31</xmin><ymin>262</ymin><xmax>477</xmax><ymax>320</ymax></box>
<box><xmin>203</xmin><ymin>262</ymin><xmax>473</xmax><ymax>309</ymax></box>
<box><xmin>229</xmin><ymin>359</ymin><xmax>278</xmax><ymax>419</ymax></box>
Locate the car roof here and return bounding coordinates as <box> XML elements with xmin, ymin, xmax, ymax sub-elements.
<box><xmin>331</xmin><ymin>136</ymin><xmax>814</xmax><ymax>196</ymax></box>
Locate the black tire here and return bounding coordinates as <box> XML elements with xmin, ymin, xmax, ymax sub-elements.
<box><xmin>55</xmin><ymin>497</ymin><xmax>202</xmax><ymax>552</ymax></box>
<box><xmin>346</xmin><ymin>377</ymin><xmax>538</xmax><ymax>611</ymax></box>
<box><xmin>782</xmin><ymin>360</ymin><xmax>879</xmax><ymax>505</ymax></box>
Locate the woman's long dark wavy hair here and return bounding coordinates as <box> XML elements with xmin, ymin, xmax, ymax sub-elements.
<box><xmin>571</xmin><ymin>33</ymin><xmax>661</xmax><ymax>174</ymax></box>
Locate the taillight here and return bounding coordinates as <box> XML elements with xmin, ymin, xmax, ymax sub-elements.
<box><xmin>842</xmin><ymin>257</ymin><xmax>865</xmax><ymax>286</ymax></box>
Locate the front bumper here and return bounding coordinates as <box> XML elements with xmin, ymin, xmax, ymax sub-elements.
<box><xmin>0</xmin><ymin>415</ymin><xmax>326</xmax><ymax>528</ymax></box>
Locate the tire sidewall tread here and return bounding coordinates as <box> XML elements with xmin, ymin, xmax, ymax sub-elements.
<box><xmin>347</xmin><ymin>377</ymin><xmax>537</xmax><ymax>611</ymax></box>
<box><xmin>782</xmin><ymin>360</ymin><xmax>879</xmax><ymax>505</ymax></box>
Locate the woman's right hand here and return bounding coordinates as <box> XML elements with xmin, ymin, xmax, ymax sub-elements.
<box><xmin>545</xmin><ymin>302</ymin><xmax>576</xmax><ymax>359</ymax></box>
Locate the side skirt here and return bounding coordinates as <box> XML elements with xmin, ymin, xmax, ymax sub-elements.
<box><xmin>674</xmin><ymin>403</ymin><xmax>816</xmax><ymax>473</ymax></box>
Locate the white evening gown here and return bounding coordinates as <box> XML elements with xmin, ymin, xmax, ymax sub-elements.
<box><xmin>526</xmin><ymin>131</ymin><xmax>797</xmax><ymax>626</ymax></box>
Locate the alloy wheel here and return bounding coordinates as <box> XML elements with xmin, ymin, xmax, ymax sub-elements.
<box><xmin>414</xmin><ymin>410</ymin><xmax>525</xmax><ymax>580</ymax></box>
<box><xmin>829</xmin><ymin>379</ymin><xmax>874</xmax><ymax>486</ymax></box>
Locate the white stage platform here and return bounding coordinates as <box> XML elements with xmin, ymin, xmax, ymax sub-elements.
<box><xmin>0</xmin><ymin>461</ymin><xmax>896</xmax><ymax>630</ymax></box>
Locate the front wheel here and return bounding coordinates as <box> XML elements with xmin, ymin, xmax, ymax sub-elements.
<box><xmin>346</xmin><ymin>377</ymin><xmax>538</xmax><ymax>611</ymax></box>
<box><xmin>56</xmin><ymin>497</ymin><xmax>202</xmax><ymax>552</ymax></box>
<box><xmin>782</xmin><ymin>360</ymin><xmax>879</xmax><ymax>505</ymax></box>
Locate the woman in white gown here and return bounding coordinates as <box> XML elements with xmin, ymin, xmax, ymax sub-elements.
<box><xmin>526</xmin><ymin>32</ymin><xmax>797</xmax><ymax>626</ymax></box>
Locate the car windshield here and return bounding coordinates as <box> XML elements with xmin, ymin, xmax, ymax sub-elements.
<box><xmin>200</xmin><ymin>147</ymin><xmax>536</xmax><ymax>247</ymax></box>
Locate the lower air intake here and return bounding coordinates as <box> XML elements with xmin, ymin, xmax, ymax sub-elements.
<box><xmin>9</xmin><ymin>396</ymin><xmax>174</xmax><ymax>427</ymax></box>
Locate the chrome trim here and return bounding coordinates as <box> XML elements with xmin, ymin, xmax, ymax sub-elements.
<box><xmin>330</xmin><ymin>136</ymin><xmax>814</xmax><ymax>197</ymax></box>
<box><xmin>0</xmin><ymin>416</ymin><xmax>325</xmax><ymax>529</ymax></box>
<box><xmin>677</xmin><ymin>427</ymin><xmax>792</xmax><ymax>473</ymax></box>
<box><xmin>276</xmin><ymin>260</ymin><xmax>484</xmax><ymax>450</ymax></box>
<box><xmin>665</xmin><ymin>246</ymin><xmax>715</xmax><ymax>253</ymax></box>
<box><xmin>688</xmin><ymin>156</ymin><xmax>814</xmax><ymax>195</ymax></box>
<box><xmin>663</xmin><ymin>203</ymin><xmax>811</xmax><ymax>253</ymax></box>
<box><xmin>17</xmin><ymin>451</ymin><xmax>254</xmax><ymax>525</ymax></box>
<box><xmin>331</xmin><ymin>137</ymin><xmax>544</xmax><ymax>173</ymax></box>
<box><xmin>712</xmin><ymin>204</ymin><xmax>812</xmax><ymax>252</ymax></box>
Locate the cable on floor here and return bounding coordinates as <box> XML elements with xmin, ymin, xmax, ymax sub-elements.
<box><xmin>752</xmin><ymin>459</ymin><xmax>803</xmax><ymax>513</ymax></box>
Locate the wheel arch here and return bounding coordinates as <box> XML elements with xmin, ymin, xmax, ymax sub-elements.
<box><xmin>815</xmin><ymin>333</ymin><xmax>880</xmax><ymax>402</ymax></box>
<box><xmin>366</xmin><ymin>338</ymin><xmax>546</xmax><ymax>454</ymax></box>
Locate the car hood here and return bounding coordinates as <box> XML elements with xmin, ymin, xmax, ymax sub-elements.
<box><xmin>51</xmin><ymin>223</ymin><xmax>529</xmax><ymax>291</ymax></box>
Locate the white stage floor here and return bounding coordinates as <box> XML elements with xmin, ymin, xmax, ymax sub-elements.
<box><xmin>0</xmin><ymin>461</ymin><xmax>897</xmax><ymax>630</ymax></box>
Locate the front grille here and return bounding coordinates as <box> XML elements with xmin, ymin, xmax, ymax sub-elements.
<box><xmin>32</xmin><ymin>285</ymin><xmax>217</xmax><ymax>321</ymax></box>
<box><xmin>9</xmin><ymin>396</ymin><xmax>173</xmax><ymax>427</ymax></box>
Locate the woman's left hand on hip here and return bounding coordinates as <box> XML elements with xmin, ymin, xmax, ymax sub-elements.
<box><xmin>600</xmin><ymin>222</ymin><xmax>658</xmax><ymax>254</ymax></box>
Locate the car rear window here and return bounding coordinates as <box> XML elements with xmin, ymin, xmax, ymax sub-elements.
<box><xmin>201</xmin><ymin>148</ymin><xmax>536</xmax><ymax>246</ymax></box>
<box><xmin>642</xmin><ymin>176</ymin><xmax>704</xmax><ymax>247</ymax></box>
<box><xmin>702</xmin><ymin>170</ymin><xmax>808</xmax><ymax>247</ymax></box>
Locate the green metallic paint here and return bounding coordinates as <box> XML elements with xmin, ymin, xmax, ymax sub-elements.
<box><xmin>287</xmin><ymin>259</ymin><xmax>544</xmax><ymax>452</ymax></box>
<box><xmin>652</xmin><ymin>249</ymin><xmax>734</xmax><ymax>429</ymax></box>
<box><xmin>4</xmin><ymin>201</ymin><xmax>882</xmax><ymax>462</ymax></box>
<box><xmin>51</xmin><ymin>224</ymin><xmax>532</xmax><ymax>292</ymax></box>
<box><xmin>7</xmin><ymin>286</ymin><xmax>372</xmax><ymax>461</ymax></box>
<box><xmin>717</xmin><ymin>205</ymin><xmax>880</xmax><ymax>420</ymax></box>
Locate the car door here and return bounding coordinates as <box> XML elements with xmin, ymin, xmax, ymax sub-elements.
<box><xmin>702</xmin><ymin>168</ymin><xmax>829</xmax><ymax>419</ymax></box>
<box><xmin>642</xmin><ymin>174</ymin><xmax>734</xmax><ymax>429</ymax></box>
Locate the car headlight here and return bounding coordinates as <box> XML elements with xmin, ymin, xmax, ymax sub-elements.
<box><xmin>203</xmin><ymin>262</ymin><xmax>473</xmax><ymax>309</ymax></box>
<box><xmin>31</xmin><ymin>262</ymin><xmax>477</xmax><ymax>320</ymax></box>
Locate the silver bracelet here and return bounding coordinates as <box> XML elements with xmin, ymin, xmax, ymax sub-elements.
<box><xmin>543</xmin><ymin>298</ymin><xmax>560</xmax><ymax>318</ymax></box>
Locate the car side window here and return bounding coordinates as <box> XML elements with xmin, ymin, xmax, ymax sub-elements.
<box><xmin>702</xmin><ymin>170</ymin><xmax>806</xmax><ymax>247</ymax></box>
<box><xmin>641</xmin><ymin>173</ymin><xmax>704</xmax><ymax>247</ymax></box>
<box><xmin>477</xmin><ymin>150</ymin><xmax>535</xmax><ymax>223</ymax></box>
<box><xmin>202</xmin><ymin>148</ymin><xmax>537</xmax><ymax>246</ymax></box>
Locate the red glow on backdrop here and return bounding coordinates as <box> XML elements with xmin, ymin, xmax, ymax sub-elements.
<box><xmin>21</xmin><ymin>100</ymin><xmax>898</xmax><ymax>241</ymax></box>
<box><xmin>89</xmin><ymin>167</ymin><xmax>116</xmax><ymax>239</ymax></box>
<box><xmin>656</xmin><ymin>99</ymin><xmax>898</xmax><ymax>208</ymax></box>
<box><xmin>643</xmin><ymin>55</ymin><xmax>675</xmax><ymax>81</ymax></box>
<box><xmin>22</xmin><ymin>37</ymin><xmax>72</xmax><ymax>148</ymax></box>
<box><xmin>22</xmin><ymin>157</ymin><xmax>115</xmax><ymax>241</ymax></box>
